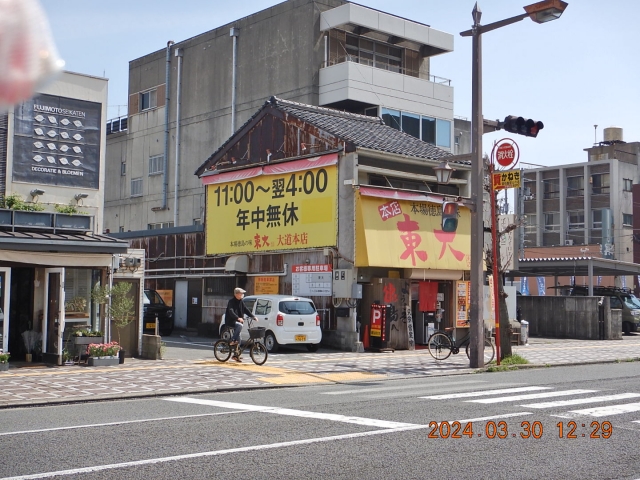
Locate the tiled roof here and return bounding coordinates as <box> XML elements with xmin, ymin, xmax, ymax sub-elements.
<box><xmin>270</xmin><ymin>96</ymin><xmax>454</xmax><ymax>161</ymax></box>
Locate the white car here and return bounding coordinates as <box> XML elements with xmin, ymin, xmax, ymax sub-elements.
<box><xmin>220</xmin><ymin>294</ymin><xmax>321</xmax><ymax>353</ymax></box>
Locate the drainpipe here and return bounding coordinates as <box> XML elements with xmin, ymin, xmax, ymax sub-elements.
<box><xmin>230</xmin><ymin>28</ymin><xmax>239</xmax><ymax>135</ymax></box>
<box><xmin>174</xmin><ymin>48</ymin><xmax>183</xmax><ymax>227</ymax></box>
<box><xmin>163</xmin><ymin>40</ymin><xmax>174</xmax><ymax>210</ymax></box>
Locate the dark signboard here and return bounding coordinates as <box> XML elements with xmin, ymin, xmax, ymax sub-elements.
<box><xmin>13</xmin><ymin>94</ymin><xmax>102</xmax><ymax>189</ymax></box>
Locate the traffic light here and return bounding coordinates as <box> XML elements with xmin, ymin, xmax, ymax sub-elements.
<box><xmin>441</xmin><ymin>201</ymin><xmax>458</xmax><ymax>232</ymax></box>
<box><xmin>503</xmin><ymin>116</ymin><xmax>544</xmax><ymax>138</ymax></box>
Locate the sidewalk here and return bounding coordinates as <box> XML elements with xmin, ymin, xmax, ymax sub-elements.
<box><xmin>0</xmin><ymin>334</ymin><xmax>638</xmax><ymax>409</ymax></box>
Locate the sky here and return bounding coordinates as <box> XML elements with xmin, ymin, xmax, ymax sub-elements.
<box><xmin>38</xmin><ymin>0</ymin><xmax>640</xmax><ymax>169</ymax></box>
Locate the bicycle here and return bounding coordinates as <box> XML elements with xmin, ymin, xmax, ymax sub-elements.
<box><xmin>213</xmin><ymin>317</ymin><xmax>268</xmax><ymax>366</ymax></box>
<box><xmin>426</xmin><ymin>322</ymin><xmax>495</xmax><ymax>366</ymax></box>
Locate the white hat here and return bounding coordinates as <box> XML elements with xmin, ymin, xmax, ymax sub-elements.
<box><xmin>234</xmin><ymin>288</ymin><xmax>246</xmax><ymax>294</ymax></box>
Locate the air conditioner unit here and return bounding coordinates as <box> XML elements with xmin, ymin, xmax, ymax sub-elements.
<box><xmin>565</xmin><ymin>239</ymin><xmax>574</xmax><ymax>246</ymax></box>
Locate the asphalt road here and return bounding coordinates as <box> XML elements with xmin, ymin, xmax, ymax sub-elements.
<box><xmin>1</xmin><ymin>363</ymin><xmax>639</xmax><ymax>479</ymax></box>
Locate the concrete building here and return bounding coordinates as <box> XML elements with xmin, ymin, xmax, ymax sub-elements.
<box><xmin>105</xmin><ymin>0</ymin><xmax>468</xmax><ymax>341</ymax></box>
<box><xmin>0</xmin><ymin>72</ymin><xmax>129</xmax><ymax>364</ymax></box>
<box><xmin>517</xmin><ymin>127</ymin><xmax>638</xmax><ymax>293</ymax></box>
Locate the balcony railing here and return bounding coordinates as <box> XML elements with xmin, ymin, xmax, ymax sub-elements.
<box><xmin>0</xmin><ymin>210</ymin><xmax>93</xmax><ymax>233</ymax></box>
<box><xmin>106</xmin><ymin>116</ymin><xmax>128</xmax><ymax>135</ymax></box>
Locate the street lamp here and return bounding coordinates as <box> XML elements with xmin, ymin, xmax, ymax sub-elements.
<box><xmin>460</xmin><ymin>0</ymin><xmax>568</xmax><ymax>368</ymax></box>
<box><xmin>434</xmin><ymin>160</ymin><xmax>454</xmax><ymax>184</ymax></box>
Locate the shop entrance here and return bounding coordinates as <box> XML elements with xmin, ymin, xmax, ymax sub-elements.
<box><xmin>43</xmin><ymin>268</ymin><xmax>65</xmax><ymax>364</ymax></box>
<box><xmin>413</xmin><ymin>281</ymin><xmax>451</xmax><ymax>345</ymax></box>
<box><xmin>0</xmin><ymin>268</ymin><xmax>11</xmax><ymax>354</ymax></box>
<box><xmin>8</xmin><ymin>268</ymin><xmax>32</xmax><ymax>360</ymax></box>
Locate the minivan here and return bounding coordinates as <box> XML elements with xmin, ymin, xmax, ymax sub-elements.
<box><xmin>220</xmin><ymin>294</ymin><xmax>321</xmax><ymax>352</ymax></box>
<box><xmin>570</xmin><ymin>286</ymin><xmax>640</xmax><ymax>335</ymax></box>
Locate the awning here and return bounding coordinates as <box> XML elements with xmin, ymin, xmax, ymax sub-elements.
<box><xmin>358</xmin><ymin>186</ymin><xmax>446</xmax><ymax>204</ymax></box>
<box><xmin>225</xmin><ymin>255</ymin><xmax>249</xmax><ymax>273</ymax></box>
<box><xmin>505</xmin><ymin>257</ymin><xmax>640</xmax><ymax>278</ymax></box>
<box><xmin>202</xmin><ymin>153</ymin><xmax>338</xmax><ymax>186</ymax></box>
<box><xmin>0</xmin><ymin>231</ymin><xmax>128</xmax><ymax>255</ymax></box>
<box><xmin>0</xmin><ymin>250</ymin><xmax>115</xmax><ymax>267</ymax></box>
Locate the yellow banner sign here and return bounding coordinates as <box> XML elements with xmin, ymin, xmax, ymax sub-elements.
<box><xmin>492</xmin><ymin>169</ymin><xmax>522</xmax><ymax>190</ymax></box>
<box><xmin>356</xmin><ymin>194</ymin><xmax>471</xmax><ymax>269</ymax></box>
<box><xmin>206</xmin><ymin>166</ymin><xmax>337</xmax><ymax>255</ymax></box>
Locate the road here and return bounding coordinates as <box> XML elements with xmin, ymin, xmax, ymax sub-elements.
<box><xmin>0</xmin><ymin>363</ymin><xmax>639</xmax><ymax>479</ymax></box>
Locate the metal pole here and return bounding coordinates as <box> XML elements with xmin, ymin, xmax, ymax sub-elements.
<box><xmin>469</xmin><ymin>3</ymin><xmax>484</xmax><ymax>368</ymax></box>
<box><xmin>489</xmin><ymin>164</ymin><xmax>501</xmax><ymax>364</ymax></box>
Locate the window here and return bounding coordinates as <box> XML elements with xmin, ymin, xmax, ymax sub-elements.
<box><xmin>623</xmin><ymin>178</ymin><xmax>633</xmax><ymax>191</ymax></box>
<box><xmin>525</xmin><ymin>214</ymin><xmax>536</xmax><ymax>234</ymax></box>
<box><xmin>591</xmin><ymin>173</ymin><xmax>610</xmax><ymax>195</ymax></box>
<box><xmin>131</xmin><ymin>178</ymin><xmax>142</xmax><ymax>197</ymax></box>
<box><xmin>421</xmin><ymin>117</ymin><xmax>436</xmax><ymax>144</ymax></box>
<box><xmin>140</xmin><ymin>89</ymin><xmax>157</xmax><ymax>111</ymax></box>
<box><xmin>543</xmin><ymin>179</ymin><xmax>560</xmax><ymax>199</ymax></box>
<box><xmin>544</xmin><ymin>212</ymin><xmax>560</xmax><ymax>231</ymax></box>
<box><xmin>149</xmin><ymin>154</ymin><xmax>164</xmax><ymax>175</ymax></box>
<box><xmin>401</xmin><ymin>112</ymin><xmax>419</xmax><ymax>139</ymax></box>
<box><xmin>592</xmin><ymin>209</ymin><xmax>602</xmax><ymax>229</ymax></box>
<box><xmin>566</xmin><ymin>176</ymin><xmax>584</xmax><ymax>197</ymax></box>
<box><xmin>381</xmin><ymin>108</ymin><xmax>401</xmax><ymax>130</ymax></box>
<box><xmin>623</xmin><ymin>213</ymin><xmax>633</xmax><ymax>226</ymax></box>
<box><xmin>344</xmin><ymin>34</ymin><xmax>407</xmax><ymax>76</ymax></box>
<box><xmin>148</xmin><ymin>222</ymin><xmax>174</xmax><ymax>230</ymax></box>
<box><xmin>364</xmin><ymin>107</ymin><xmax>378</xmax><ymax>117</ymax></box>
<box><xmin>193</xmin><ymin>218</ymin><xmax>202</xmax><ymax>226</ymax></box>
<box><xmin>436</xmin><ymin>119</ymin><xmax>451</xmax><ymax>148</ymax></box>
<box><xmin>121</xmin><ymin>162</ymin><xmax>126</xmax><ymax>176</ymax></box>
<box><xmin>119</xmin><ymin>226</ymin><xmax>125</xmax><ymax>232</ymax></box>
<box><xmin>255</xmin><ymin>299</ymin><xmax>272</xmax><ymax>316</ymax></box>
<box><xmin>567</xmin><ymin>211</ymin><xmax>585</xmax><ymax>229</ymax></box>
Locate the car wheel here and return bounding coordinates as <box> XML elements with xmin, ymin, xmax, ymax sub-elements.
<box><xmin>623</xmin><ymin>322</ymin><xmax>631</xmax><ymax>335</ymax></box>
<box><xmin>307</xmin><ymin>344</ymin><xmax>319</xmax><ymax>352</ymax></box>
<box><xmin>264</xmin><ymin>331</ymin><xmax>279</xmax><ymax>353</ymax></box>
<box><xmin>220</xmin><ymin>326</ymin><xmax>233</xmax><ymax>341</ymax></box>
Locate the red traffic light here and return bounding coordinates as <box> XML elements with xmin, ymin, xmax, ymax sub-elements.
<box><xmin>503</xmin><ymin>116</ymin><xmax>544</xmax><ymax>138</ymax></box>
<box><xmin>441</xmin><ymin>201</ymin><xmax>458</xmax><ymax>232</ymax></box>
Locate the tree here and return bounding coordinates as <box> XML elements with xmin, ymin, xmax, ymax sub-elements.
<box><xmin>92</xmin><ymin>282</ymin><xmax>135</xmax><ymax>345</ymax></box>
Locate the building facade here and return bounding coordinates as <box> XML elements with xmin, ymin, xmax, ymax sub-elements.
<box><xmin>105</xmin><ymin>0</ymin><xmax>469</xmax><ymax>344</ymax></box>
<box><xmin>0</xmin><ymin>72</ymin><xmax>129</xmax><ymax>365</ymax></box>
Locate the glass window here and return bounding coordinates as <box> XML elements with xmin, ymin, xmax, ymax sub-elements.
<box><xmin>401</xmin><ymin>112</ymin><xmax>420</xmax><ymax>139</ymax></box>
<box><xmin>140</xmin><ymin>89</ymin><xmax>157</xmax><ymax>111</ymax></box>
<box><xmin>421</xmin><ymin>117</ymin><xmax>436</xmax><ymax>144</ymax></box>
<box><xmin>120</xmin><ymin>162</ymin><xmax>126</xmax><ymax>176</ymax></box>
<box><xmin>255</xmin><ymin>299</ymin><xmax>272</xmax><ymax>315</ymax></box>
<box><xmin>436</xmin><ymin>119</ymin><xmax>451</xmax><ymax>148</ymax></box>
<box><xmin>623</xmin><ymin>178</ymin><xmax>633</xmax><ymax>191</ymax></box>
<box><xmin>525</xmin><ymin>214</ymin><xmax>536</xmax><ymax>234</ymax></box>
<box><xmin>592</xmin><ymin>209</ymin><xmax>602</xmax><ymax>228</ymax></box>
<box><xmin>131</xmin><ymin>178</ymin><xmax>142</xmax><ymax>197</ymax></box>
<box><xmin>567</xmin><ymin>211</ymin><xmax>584</xmax><ymax>229</ymax></box>
<box><xmin>544</xmin><ymin>212</ymin><xmax>560</xmax><ymax>231</ymax></box>
<box><xmin>543</xmin><ymin>179</ymin><xmax>560</xmax><ymax>199</ymax></box>
<box><xmin>566</xmin><ymin>176</ymin><xmax>584</xmax><ymax>197</ymax></box>
<box><xmin>279</xmin><ymin>300</ymin><xmax>316</xmax><ymax>314</ymax></box>
<box><xmin>381</xmin><ymin>108</ymin><xmax>401</xmax><ymax>130</ymax></box>
<box><xmin>64</xmin><ymin>268</ymin><xmax>102</xmax><ymax>330</ymax></box>
<box><xmin>623</xmin><ymin>213</ymin><xmax>633</xmax><ymax>226</ymax></box>
<box><xmin>149</xmin><ymin>154</ymin><xmax>164</xmax><ymax>175</ymax></box>
<box><xmin>591</xmin><ymin>173</ymin><xmax>610</xmax><ymax>195</ymax></box>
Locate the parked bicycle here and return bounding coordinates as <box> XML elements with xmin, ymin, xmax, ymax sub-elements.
<box><xmin>427</xmin><ymin>322</ymin><xmax>495</xmax><ymax>366</ymax></box>
<box><xmin>213</xmin><ymin>317</ymin><xmax>268</xmax><ymax>365</ymax></box>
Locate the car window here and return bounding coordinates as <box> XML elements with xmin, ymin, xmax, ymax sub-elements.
<box><xmin>622</xmin><ymin>295</ymin><xmax>640</xmax><ymax>309</ymax></box>
<box><xmin>610</xmin><ymin>297</ymin><xmax>623</xmax><ymax>309</ymax></box>
<box><xmin>255</xmin><ymin>299</ymin><xmax>272</xmax><ymax>315</ymax></box>
<box><xmin>279</xmin><ymin>300</ymin><xmax>316</xmax><ymax>314</ymax></box>
<box><xmin>242</xmin><ymin>298</ymin><xmax>256</xmax><ymax>313</ymax></box>
<box><xmin>144</xmin><ymin>290</ymin><xmax>165</xmax><ymax>305</ymax></box>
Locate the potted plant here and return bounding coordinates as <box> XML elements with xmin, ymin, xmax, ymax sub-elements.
<box><xmin>86</xmin><ymin>342</ymin><xmax>120</xmax><ymax>366</ymax></box>
<box><xmin>92</xmin><ymin>283</ymin><xmax>135</xmax><ymax>364</ymax></box>
<box><xmin>21</xmin><ymin>330</ymin><xmax>42</xmax><ymax>362</ymax></box>
<box><xmin>62</xmin><ymin>348</ymin><xmax>74</xmax><ymax>365</ymax></box>
<box><xmin>0</xmin><ymin>350</ymin><xmax>10</xmax><ymax>371</ymax></box>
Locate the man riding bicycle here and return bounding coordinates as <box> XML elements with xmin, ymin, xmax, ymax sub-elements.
<box><xmin>225</xmin><ymin>287</ymin><xmax>257</xmax><ymax>362</ymax></box>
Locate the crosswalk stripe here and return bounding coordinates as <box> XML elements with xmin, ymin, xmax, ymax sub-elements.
<box><xmin>469</xmin><ymin>389</ymin><xmax>597</xmax><ymax>404</ymax></box>
<box><xmin>567</xmin><ymin>402</ymin><xmax>640</xmax><ymax>417</ymax></box>
<box><xmin>522</xmin><ymin>393</ymin><xmax>640</xmax><ymax>409</ymax></box>
<box><xmin>420</xmin><ymin>386</ymin><xmax>549</xmax><ymax>400</ymax></box>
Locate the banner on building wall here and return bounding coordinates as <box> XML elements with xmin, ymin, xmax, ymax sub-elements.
<box><xmin>455</xmin><ymin>281</ymin><xmax>470</xmax><ymax>328</ymax></box>
<box><xmin>205</xmin><ymin>165</ymin><xmax>337</xmax><ymax>255</ymax></box>
<box><xmin>570</xmin><ymin>276</ymin><xmax>575</xmax><ymax>286</ymax></box>
<box><xmin>597</xmin><ymin>276</ymin><xmax>602</xmax><ymax>286</ymax></box>
<box><xmin>520</xmin><ymin>277</ymin><xmax>529</xmax><ymax>295</ymax></box>
<box><xmin>13</xmin><ymin>93</ymin><xmax>102</xmax><ymax>189</ymax></box>
<box><xmin>537</xmin><ymin>277</ymin><xmax>546</xmax><ymax>296</ymax></box>
<box><xmin>291</xmin><ymin>264</ymin><xmax>332</xmax><ymax>297</ymax></box>
<box><xmin>622</xmin><ymin>276</ymin><xmax>627</xmax><ymax>289</ymax></box>
<box><xmin>355</xmin><ymin>192</ymin><xmax>471</xmax><ymax>269</ymax></box>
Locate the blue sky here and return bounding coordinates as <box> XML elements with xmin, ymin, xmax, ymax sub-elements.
<box><xmin>40</xmin><ymin>0</ymin><xmax>640</xmax><ymax>168</ymax></box>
